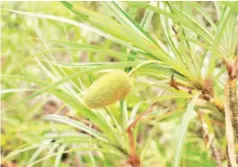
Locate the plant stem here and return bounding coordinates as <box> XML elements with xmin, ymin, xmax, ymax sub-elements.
<box><xmin>225</xmin><ymin>58</ymin><xmax>238</xmax><ymax>141</ymax></box>
<box><xmin>198</xmin><ymin>111</ymin><xmax>222</xmax><ymax>167</ymax></box>
<box><xmin>224</xmin><ymin>82</ymin><xmax>237</xmax><ymax>167</ymax></box>
<box><xmin>126</xmin><ymin>102</ymin><xmax>157</xmax><ymax>167</ymax></box>
<box><xmin>228</xmin><ymin>79</ymin><xmax>238</xmax><ymax>141</ymax></box>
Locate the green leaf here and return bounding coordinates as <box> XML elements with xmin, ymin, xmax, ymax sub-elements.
<box><xmin>43</xmin><ymin>114</ymin><xmax>109</xmax><ymax>142</ymax></box>
<box><xmin>172</xmin><ymin>94</ymin><xmax>199</xmax><ymax>167</ymax></box>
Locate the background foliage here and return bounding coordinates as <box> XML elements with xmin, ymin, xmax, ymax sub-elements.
<box><xmin>1</xmin><ymin>1</ymin><xmax>238</xmax><ymax>167</ymax></box>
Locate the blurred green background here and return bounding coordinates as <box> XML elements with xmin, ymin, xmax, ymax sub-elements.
<box><xmin>2</xmin><ymin>1</ymin><xmax>237</xmax><ymax>167</ymax></box>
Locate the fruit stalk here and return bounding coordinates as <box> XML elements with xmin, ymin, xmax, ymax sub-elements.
<box><xmin>126</xmin><ymin>102</ymin><xmax>157</xmax><ymax>167</ymax></box>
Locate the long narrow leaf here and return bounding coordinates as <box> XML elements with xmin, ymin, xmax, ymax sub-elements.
<box><xmin>172</xmin><ymin>94</ymin><xmax>199</xmax><ymax>167</ymax></box>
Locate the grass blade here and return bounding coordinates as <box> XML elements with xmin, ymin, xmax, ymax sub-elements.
<box><xmin>43</xmin><ymin>114</ymin><xmax>109</xmax><ymax>142</ymax></box>
<box><xmin>172</xmin><ymin>94</ymin><xmax>199</xmax><ymax>167</ymax></box>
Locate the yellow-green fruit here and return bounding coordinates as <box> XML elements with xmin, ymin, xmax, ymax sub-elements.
<box><xmin>83</xmin><ymin>70</ymin><xmax>132</xmax><ymax>109</ymax></box>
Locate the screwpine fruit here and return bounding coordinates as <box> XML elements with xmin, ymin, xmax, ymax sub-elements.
<box><xmin>83</xmin><ymin>70</ymin><xmax>133</xmax><ymax>109</ymax></box>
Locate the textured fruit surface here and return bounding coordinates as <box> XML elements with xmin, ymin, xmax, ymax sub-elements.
<box><xmin>83</xmin><ymin>70</ymin><xmax>132</xmax><ymax>109</ymax></box>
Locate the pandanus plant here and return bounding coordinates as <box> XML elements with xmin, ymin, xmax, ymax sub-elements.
<box><xmin>2</xmin><ymin>1</ymin><xmax>238</xmax><ymax>167</ymax></box>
